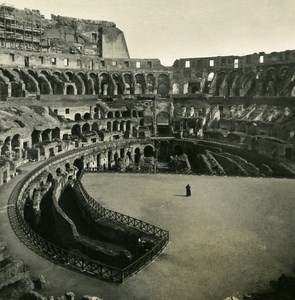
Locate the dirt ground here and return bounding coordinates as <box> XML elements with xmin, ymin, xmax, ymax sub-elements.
<box><xmin>81</xmin><ymin>173</ymin><xmax>295</xmax><ymax>300</ymax></box>
<box><xmin>1</xmin><ymin>171</ymin><xmax>295</xmax><ymax>300</ymax></box>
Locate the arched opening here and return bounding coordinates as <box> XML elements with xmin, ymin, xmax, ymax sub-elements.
<box><xmin>52</xmin><ymin>127</ymin><xmax>60</xmax><ymax>140</ymax></box>
<box><xmin>207</xmin><ymin>72</ymin><xmax>215</xmax><ymax>82</ymax></box>
<box><xmin>113</xmin><ymin>121</ymin><xmax>119</xmax><ymax>131</ymax></box>
<box><xmin>97</xmin><ymin>153</ymin><xmax>101</xmax><ymax>169</ymax></box>
<box><xmin>144</xmin><ymin>145</ymin><xmax>154</xmax><ymax>157</ymax></box>
<box><xmin>107</xmin><ymin>121</ymin><xmax>112</xmax><ymax>131</ymax></box>
<box><xmin>146</xmin><ymin>74</ymin><xmax>155</xmax><ymax>94</ymax></box>
<box><xmin>92</xmin><ymin>123</ymin><xmax>99</xmax><ymax>133</ymax></box>
<box><xmin>112</xmin><ymin>73</ymin><xmax>124</xmax><ymax>95</ymax></box>
<box><xmin>11</xmin><ymin>134</ymin><xmax>20</xmax><ymax>152</ymax></box>
<box><xmin>120</xmin><ymin>121</ymin><xmax>125</xmax><ymax>131</ymax></box>
<box><xmin>31</xmin><ymin>130</ymin><xmax>41</xmax><ymax>145</ymax></box>
<box><xmin>71</xmin><ymin>124</ymin><xmax>81</xmax><ymax>137</ymax></box>
<box><xmin>135</xmin><ymin>83</ymin><xmax>143</xmax><ymax>94</ymax></box>
<box><xmin>100</xmin><ymin>73</ymin><xmax>111</xmax><ymax>96</ymax></box>
<box><xmin>66</xmin><ymin>85</ymin><xmax>75</xmax><ymax>95</ymax></box>
<box><xmin>47</xmin><ymin>173</ymin><xmax>53</xmax><ymax>183</ymax></box>
<box><xmin>1</xmin><ymin>137</ymin><xmax>11</xmax><ymax>156</ymax></box>
<box><xmin>107</xmin><ymin>111</ymin><xmax>113</xmax><ymax>119</ymax></box>
<box><xmin>84</xmin><ymin>112</ymin><xmax>91</xmax><ymax>120</ymax></box>
<box><xmin>115</xmin><ymin>111</ymin><xmax>120</xmax><ymax>118</ymax></box>
<box><xmin>132</xmin><ymin>110</ymin><xmax>138</xmax><ymax>118</ymax></box>
<box><xmin>156</xmin><ymin>111</ymin><xmax>170</xmax><ymax>136</ymax></box>
<box><xmin>126</xmin><ymin>120</ymin><xmax>131</xmax><ymax>131</ymax></box>
<box><xmin>82</xmin><ymin>123</ymin><xmax>90</xmax><ymax>132</ymax></box>
<box><xmin>42</xmin><ymin>129</ymin><xmax>51</xmax><ymax>142</ymax></box>
<box><xmin>124</xmin><ymin>73</ymin><xmax>134</xmax><ymax>94</ymax></box>
<box><xmin>56</xmin><ymin>167</ymin><xmax>62</xmax><ymax>176</ymax></box>
<box><xmin>73</xmin><ymin>157</ymin><xmax>84</xmax><ymax>178</ymax></box>
<box><xmin>135</xmin><ymin>74</ymin><xmax>145</xmax><ymax>94</ymax></box>
<box><xmin>65</xmin><ymin>163</ymin><xmax>71</xmax><ymax>171</ymax></box>
<box><xmin>172</xmin><ymin>83</ymin><xmax>179</xmax><ymax>94</ymax></box>
<box><xmin>75</xmin><ymin>113</ymin><xmax>82</xmax><ymax>121</ymax></box>
<box><xmin>134</xmin><ymin>148</ymin><xmax>141</xmax><ymax>164</ymax></box>
<box><xmin>157</xmin><ymin>74</ymin><xmax>169</xmax><ymax>95</ymax></box>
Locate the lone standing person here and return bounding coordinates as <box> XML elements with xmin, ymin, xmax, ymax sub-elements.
<box><xmin>186</xmin><ymin>184</ymin><xmax>191</xmax><ymax>197</ymax></box>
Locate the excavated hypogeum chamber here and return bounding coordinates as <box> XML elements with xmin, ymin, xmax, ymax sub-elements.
<box><xmin>23</xmin><ymin>180</ymin><xmax>161</xmax><ymax>271</ymax></box>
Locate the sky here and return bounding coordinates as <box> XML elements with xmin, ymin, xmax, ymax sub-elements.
<box><xmin>8</xmin><ymin>0</ymin><xmax>295</xmax><ymax>66</ymax></box>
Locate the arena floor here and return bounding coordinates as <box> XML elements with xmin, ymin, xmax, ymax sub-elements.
<box><xmin>1</xmin><ymin>171</ymin><xmax>295</xmax><ymax>300</ymax></box>
<box><xmin>80</xmin><ymin>173</ymin><xmax>295</xmax><ymax>300</ymax></box>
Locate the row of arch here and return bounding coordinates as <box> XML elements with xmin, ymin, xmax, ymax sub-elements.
<box><xmin>0</xmin><ymin>68</ymin><xmax>171</xmax><ymax>99</ymax></box>
<box><xmin>180</xmin><ymin>66</ymin><xmax>295</xmax><ymax>97</ymax></box>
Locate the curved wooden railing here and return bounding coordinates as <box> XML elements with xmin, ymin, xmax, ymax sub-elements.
<box><xmin>7</xmin><ymin>138</ymin><xmax>169</xmax><ymax>282</ymax></box>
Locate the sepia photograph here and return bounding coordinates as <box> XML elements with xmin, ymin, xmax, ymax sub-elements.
<box><xmin>0</xmin><ymin>0</ymin><xmax>295</xmax><ymax>299</ymax></box>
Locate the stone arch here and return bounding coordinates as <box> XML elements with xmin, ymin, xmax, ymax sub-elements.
<box><xmin>100</xmin><ymin>73</ymin><xmax>111</xmax><ymax>96</ymax></box>
<box><xmin>216</xmin><ymin>71</ymin><xmax>228</xmax><ymax>96</ymax></box>
<box><xmin>172</xmin><ymin>83</ymin><xmax>179</xmax><ymax>94</ymax></box>
<box><xmin>228</xmin><ymin>71</ymin><xmax>240</xmax><ymax>96</ymax></box>
<box><xmin>83</xmin><ymin>112</ymin><xmax>91</xmax><ymax>120</ymax></box>
<box><xmin>89</xmin><ymin>73</ymin><xmax>99</xmax><ymax>94</ymax></box>
<box><xmin>82</xmin><ymin>123</ymin><xmax>90</xmax><ymax>132</ymax></box>
<box><xmin>11</xmin><ymin>81</ymin><xmax>23</xmax><ymax>97</ymax></box>
<box><xmin>31</xmin><ymin>130</ymin><xmax>41</xmax><ymax>145</ymax></box>
<box><xmin>124</xmin><ymin>73</ymin><xmax>133</xmax><ymax>94</ymax></box>
<box><xmin>71</xmin><ymin>124</ymin><xmax>81</xmax><ymax>136</ymax></box>
<box><xmin>66</xmin><ymin>85</ymin><xmax>75</xmax><ymax>95</ymax></box>
<box><xmin>112</xmin><ymin>73</ymin><xmax>124</xmax><ymax>95</ymax></box>
<box><xmin>56</xmin><ymin>167</ymin><xmax>62</xmax><ymax>176</ymax></box>
<box><xmin>135</xmin><ymin>74</ymin><xmax>145</xmax><ymax>94</ymax></box>
<box><xmin>126</xmin><ymin>120</ymin><xmax>132</xmax><ymax>131</ymax></box>
<box><xmin>11</xmin><ymin>134</ymin><xmax>20</xmax><ymax>152</ymax></box>
<box><xmin>115</xmin><ymin>111</ymin><xmax>120</xmax><ymax>118</ymax></box>
<box><xmin>74</xmin><ymin>113</ymin><xmax>82</xmax><ymax>121</ymax></box>
<box><xmin>47</xmin><ymin>173</ymin><xmax>54</xmax><ymax>183</ymax></box>
<box><xmin>241</xmin><ymin>71</ymin><xmax>256</xmax><ymax>96</ymax></box>
<box><xmin>132</xmin><ymin>110</ymin><xmax>138</xmax><ymax>118</ymax></box>
<box><xmin>107</xmin><ymin>111</ymin><xmax>113</xmax><ymax>118</ymax></box>
<box><xmin>52</xmin><ymin>127</ymin><xmax>60</xmax><ymax>140</ymax></box>
<box><xmin>120</xmin><ymin>120</ymin><xmax>126</xmax><ymax>131</ymax></box>
<box><xmin>37</xmin><ymin>75</ymin><xmax>51</xmax><ymax>94</ymax></box>
<box><xmin>264</xmin><ymin>68</ymin><xmax>277</xmax><ymax>96</ymax></box>
<box><xmin>42</xmin><ymin>129</ymin><xmax>51</xmax><ymax>142</ymax></box>
<box><xmin>74</xmin><ymin>72</ymin><xmax>87</xmax><ymax>95</ymax></box>
<box><xmin>65</xmin><ymin>71</ymin><xmax>74</xmax><ymax>81</ymax></box>
<box><xmin>73</xmin><ymin>157</ymin><xmax>84</xmax><ymax>178</ymax></box>
<box><xmin>207</xmin><ymin>72</ymin><xmax>215</xmax><ymax>81</ymax></box>
<box><xmin>92</xmin><ymin>122</ymin><xmax>99</xmax><ymax>133</ymax></box>
<box><xmin>144</xmin><ymin>145</ymin><xmax>154</xmax><ymax>157</ymax></box>
<box><xmin>1</xmin><ymin>136</ymin><xmax>11</xmax><ymax>155</ymax></box>
<box><xmin>156</xmin><ymin>111</ymin><xmax>170</xmax><ymax>135</ymax></box>
<box><xmin>0</xmin><ymin>81</ymin><xmax>8</xmax><ymax>100</ymax></box>
<box><xmin>146</xmin><ymin>74</ymin><xmax>155</xmax><ymax>94</ymax></box>
<box><xmin>157</xmin><ymin>74</ymin><xmax>169</xmax><ymax>95</ymax></box>
<box><xmin>113</xmin><ymin>120</ymin><xmax>119</xmax><ymax>131</ymax></box>
<box><xmin>134</xmin><ymin>147</ymin><xmax>141</xmax><ymax>164</ymax></box>
<box><xmin>156</xmin><ymin>111</ymin><xmax>169</xmax><ymax>125</ymax></box>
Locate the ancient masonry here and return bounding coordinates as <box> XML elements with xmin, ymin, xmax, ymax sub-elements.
<box><xmin>0</xmin><ymin>4</ymin><xmax>295</xmax><ymax>299</ymax></box>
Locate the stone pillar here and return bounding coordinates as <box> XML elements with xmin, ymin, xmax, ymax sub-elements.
<box><xmin>153</xmin><ymin>76</ymin><xmax>158</xmax><ymax>94</ymax></box>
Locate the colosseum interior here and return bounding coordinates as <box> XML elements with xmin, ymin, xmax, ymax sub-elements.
<box><xmin>0</xmin><ymin>3</ymin><xmax>295</xmax><ymax>300</ymax></box>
